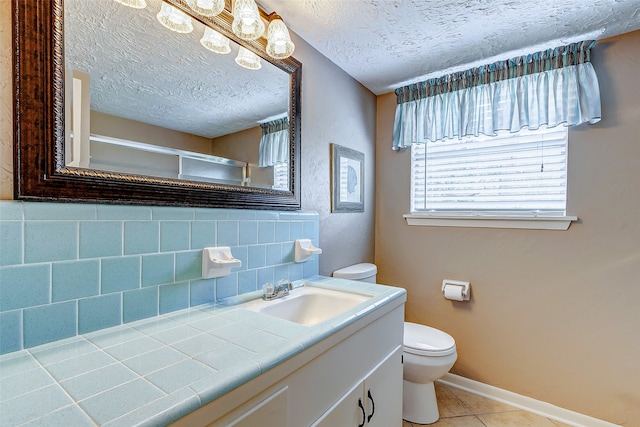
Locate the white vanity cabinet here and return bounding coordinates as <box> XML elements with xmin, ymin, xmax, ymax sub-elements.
<box><xmin>312</xmin><ymin>346</ymin><xmax>403</xmax><ymax>427</ymax></box>
<box><xmin>224</xmin><ymin>387</ymin><xmax>288</xmax><ymax>427</ymax></box>
<box><xmin>174</xmin><ymin>299</ymin><xmax>405</xmax><ymax>427</ymax></box>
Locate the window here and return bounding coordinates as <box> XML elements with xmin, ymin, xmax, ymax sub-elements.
<box><xmin>408</xmin><ymin>127</ymin><xmax>576</xmax><ymax>229</ymax></box>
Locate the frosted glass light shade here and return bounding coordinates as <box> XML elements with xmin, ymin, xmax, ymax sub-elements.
<box><xmin>232</xmin><ymin>0</ymin><xmax>265</xmax><ymax>40</ymax></box>
<box><xmin>200</xmin><ymin>27</ymin><xmax>231</xmax><ymax>54</ymax></box>
<box><xmin>186</xmin><ymin>0</ymin><xmax>224</xmax><ymax>17</ymax></box>
<box><xmin>235</xmin><ymin>47</ymin><xmax>262</xmax><ymax>70</ymax></box>
<box><xmin>157</xmin><ymin>2</ymin><xmax>193</xmax><ymax>34</ymax></box>
<box><xmin>266</xmin><ymin>16</ymin><xmax>295</xmax><ymax>59</ymax></box>
<box><xmin>114</xmin><ymin>0</ymin><xmax>147</xmax><ymax>8</ymax></box>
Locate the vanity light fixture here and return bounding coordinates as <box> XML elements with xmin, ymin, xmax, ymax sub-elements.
<box><xmin>114</xmin><ymin>0</ymin><xmax>147</xmax><ymax>9</ymax></box>
<box><xmin>266</xmin><ymin>14</ymin><xmax>295</xmax><ymax>59</ymax></box>
<box><xmin>185</xmin><ymin>0</ymin><xmax>225</xmax><ymax>17</ymax></box>
<box><xmin>157</xmin><ymin>2</ymin><xmax>194</xmax><ymax>33</ymax></box>
<box><xmin>235</xmin><ymin>47</ymin><xmax>262</xmax><ymax>70</ymax></box>
<box><xmin>232</xmin><ymin>0</ymin><xmax>265</xmax><ymax>41</ymax></box>
<box><xmin>149</xmin><ymin>0</ymin><xmax>294</xmax><ymax>68</ymax></box>
<box><xmin>200</xmin><ymin>27</ymin><xmax>231</xmax><ymax>54</ymax></box>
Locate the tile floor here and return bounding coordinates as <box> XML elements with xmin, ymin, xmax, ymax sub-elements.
<box><xmin>402</xmin><ymin>382</ymin><xmax>573</xmax><ymax>427</ymax></box>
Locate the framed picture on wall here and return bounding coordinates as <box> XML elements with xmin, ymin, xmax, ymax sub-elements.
<box><xmin>331</xmin><ymin>144</ymin><xmax>364</xmax><ymax>212</ymax></box>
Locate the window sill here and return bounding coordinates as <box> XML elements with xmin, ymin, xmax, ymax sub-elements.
<box><xmin>403</xmin><ymin>214</ymin><xmax>578</xmax><ymax>230</ymax></box>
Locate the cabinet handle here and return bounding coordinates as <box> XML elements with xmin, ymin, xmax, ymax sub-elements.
<box><xmin>357</xmin><ymin>398</ymin><xmax>366</xmax><ymax>427</ymax></box>
<box><xmin>367</xmin><ymin>389</ymin><xmax>375</xmax><ymax>422</ymax></box>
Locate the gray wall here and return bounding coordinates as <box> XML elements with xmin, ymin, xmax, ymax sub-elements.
<box><xmin>289</xmin><ymin>33</ymin><xmax>377</xmax><ymax>276</ymax></box>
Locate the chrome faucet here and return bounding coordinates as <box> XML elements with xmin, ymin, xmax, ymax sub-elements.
<box><xmin>262</xmin><ymin>279</ymin><xmax>293</xmax><ymax>301</ymax></box>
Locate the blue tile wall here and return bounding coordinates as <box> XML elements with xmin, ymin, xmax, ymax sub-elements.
<box><xmin>52</xmin><ymin>260</ymin><xmax>100</xmax><ymax>302</ymax></box>
<box><xmin>0</xmin><ymin>201</ymin><xmax>320</xmax><ymax>354</ymax></box>
<box><xmin>78</xmin><ymin>294</ymin><xmax>121</xmax><ymax>334</ymax></box>
<box><xmin>0</xmin><ymin>310</ymin><xmax>22</xmax><ymax>354</ymax></box>
<box><xmin>79</xmin><ymin>221</ymin><xmax>122</xmax><ymax>259</ymax></box>
<box><xmin>23</xmin><ymin>301</ymin><xmax>77</xmax><ymax>348</ymax></box>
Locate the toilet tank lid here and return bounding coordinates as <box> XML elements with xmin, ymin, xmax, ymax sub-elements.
<box><xmin>332</xmin><ymin>263</ymin><xmax>377</xmax><ymax>280</ymax></box>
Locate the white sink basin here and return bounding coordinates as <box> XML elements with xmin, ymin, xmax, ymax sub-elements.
<box><xmin>241</xmin><ymin>286</ymin><xmax>370</xmax><ymax>325</ymax></box>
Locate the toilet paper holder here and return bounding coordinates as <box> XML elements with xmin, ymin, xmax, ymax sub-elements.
<box><xmin>442</xmin><ymin>279</ymin><xmax>471</xmax><ymax>301</ymax></box>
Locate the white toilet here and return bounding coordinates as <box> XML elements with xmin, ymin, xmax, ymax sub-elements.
<box><xmin>332</xmin><ymin>263</ymin><xmax>458</xmax><ymax>425</ymax></box>
<box><xmin>403</xmin><ymin>322</ymin><xmax>457</xmax><ymax>424</ymax></box>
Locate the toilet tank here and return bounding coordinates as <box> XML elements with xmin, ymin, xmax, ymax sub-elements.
<box><xmin>332</xmin><ymin>263</ymin><xmax>377</xmax><ymax>283</ymax></box>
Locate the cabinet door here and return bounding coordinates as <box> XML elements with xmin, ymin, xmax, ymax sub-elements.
<box><xmin>311</xmin><ymin>381</ymin><xmax>365</xmax><ymax>427</ymax></box>
<box><xmin>223</xmin><ymin>386</ymin><xmax>288</xmax><ymax>427</ymax></box>
<box><xmin>363</xmin><ymin>345</ymin><xmax>403</xmax><ymax>427</ymax></box>
<box><xmin>312</xmin><ymin>345</ymin><xmax>403</xmax><ymax>427</ymax></box>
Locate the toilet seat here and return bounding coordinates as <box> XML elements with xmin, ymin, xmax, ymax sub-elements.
<box><xmin>404</xmin><ymin>322</ymin><xmax>456</xmax><ymax>357</ymax></box>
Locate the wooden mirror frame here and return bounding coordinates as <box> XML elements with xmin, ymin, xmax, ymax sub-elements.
<box><xmin>12</xmin><ymin>0</ymin><xmax>301</xmax><ymax>210</ymax></box>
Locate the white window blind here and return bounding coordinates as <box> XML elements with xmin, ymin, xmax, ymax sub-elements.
<box><xmin>411</xmin><ymin>127</ymin><xmax>568</xmax><ymax>216</ymax></box>
<box><xmin>272</xmin><ymin>162</ymin><xmax>289</xmax><ymax>191</ymax></box>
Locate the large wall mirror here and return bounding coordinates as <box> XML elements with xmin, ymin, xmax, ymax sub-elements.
<box><xmin>13</xmin><ymin>0</ymin><xmax>301</xmax><ymax>209</ymax></box>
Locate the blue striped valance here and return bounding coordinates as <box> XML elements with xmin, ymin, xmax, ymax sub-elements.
<box><xmin>392</xmin><ymin>40</ymin><xmax>601</xmax><ymax>150</ymax></box>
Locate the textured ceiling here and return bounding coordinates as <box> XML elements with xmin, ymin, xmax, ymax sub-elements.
<box><xmin>65</xmin><ymin>0</ymin><xmax>289</xmax><ymax>139</ymax></box>
<box><xmin>259</xmin><ymin>0</ymin><xmax>640</xmax><ymax>95</ymax></box>
<box><xmin>66</xmin><ymin>0</ymin><xmax>640</xmax><ymax>138</ymax></box>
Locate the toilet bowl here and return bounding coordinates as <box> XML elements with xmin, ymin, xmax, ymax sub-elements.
<box><xmin>332</xmin><ymin>263</ymin><xmax>458</xmax><ymax>425</ymax></box>
<box><xmin>403</xmin><ymin>322</ymin><xmax>457</xmax><ymax>424</ymax></box>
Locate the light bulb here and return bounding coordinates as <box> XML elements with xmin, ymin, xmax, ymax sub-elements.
<box><xmin>235</xmin><ymin>47</ymin><xmax>262</xmax><ymax>70</ymax></box>
<box><xmin>185</xmin><ymin>0</ymin><xmax>224</xmax><ymax>17</ymax></box>
<box><xmin>114</xmin><ymin>0</ymin><xmax>147</xmax><ymax>9</ymax></box>
<box><xmin>266</xmin><ymin>15</ymin><xmax>295</xmax><ymax>59</ymax></box>
<box><xmin>241</xmin><ymin>17</ymin><xmax>256</xmax><ymax>34</ymax></box>
<box><xmin>157</xmin><ymin>2</ymin><xmax>193</xmax><ymax>34</ymax></box>
<box><xmin>232</xmin><ymin>0</ymin><xmax>265</xmax><ymax>40</ymax></box>
<box><xmin>200</xmin><ymin>27</ymin><xmax>231</xmax><ymax>54</ymax></box>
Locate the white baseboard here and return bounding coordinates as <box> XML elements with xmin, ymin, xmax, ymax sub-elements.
<box><xmin>438</xmin><ymin>373</ymin><xmax>621</xmax><ymax>427</ymax></box>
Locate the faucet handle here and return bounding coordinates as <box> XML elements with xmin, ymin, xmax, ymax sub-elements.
<box><xmin>262</xmin><ymin>283</ymin><xmax>274</xmax><ymax>297</ymax></box>
<box><xmin>278</xmin><ymin>279</ymin><xmax>292</xmax><ymax>290</ymax></box>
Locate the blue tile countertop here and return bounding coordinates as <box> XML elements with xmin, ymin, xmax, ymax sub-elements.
<box><xmin>0</xmin><ymin>277</ymin><xmax>406</xmax><ymax>426</ymax></box>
